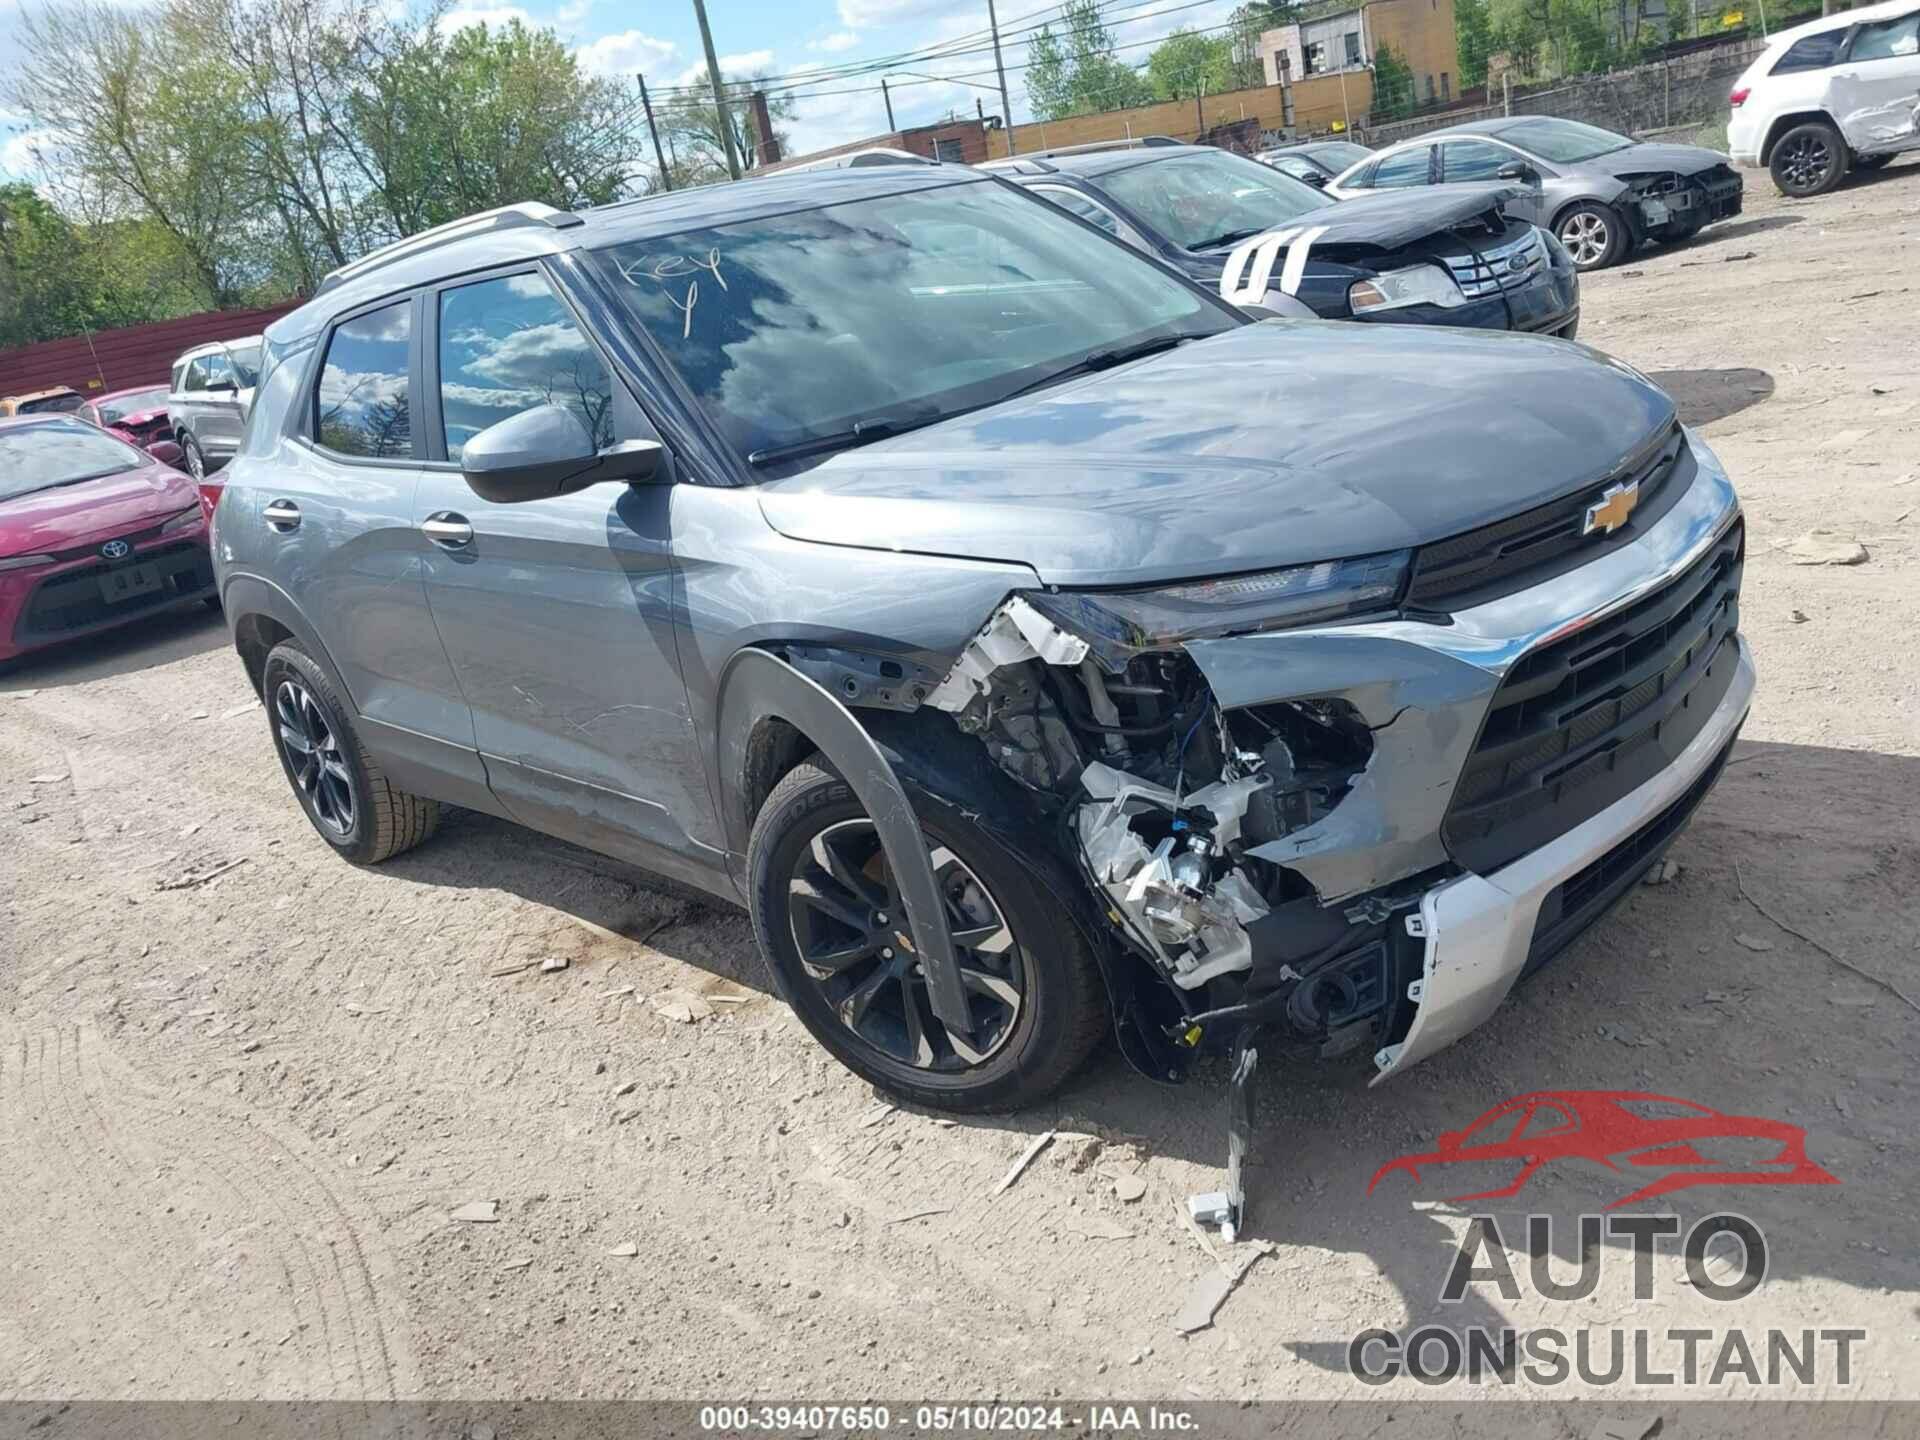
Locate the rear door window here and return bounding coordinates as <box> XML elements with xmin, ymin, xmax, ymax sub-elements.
<box><xmin>184</xmin><ymin>357</ymin><xmax>211</xmax><ymax>391</ymax></box>
<box><xmin>435</xmin><ymin>271</ymin><xmax>616</xmax><ymax>462</ymax></box>
<box><xmin>202</xmin><ymin>352</ymin><xmax>235</xmax><ymax>390</ymax></box>
<box><xmin>1847</xmin><ymin>12</ymin><xmax>1919</xmax><ymax>60</ymax></box>
<box><xmin>314</xmin><ymin>301</ymin><xmax>414</xmax><ymax>459</ymax></box>
<box><xmin>1030</xmin><ymin>186</ymin><xmax>1125</xmax><ymax>237</ymax></box>
<box><xmin>1368</xmin><ymin>146</ymin><xmax>1435</xmax><ymax>188</ymax></box>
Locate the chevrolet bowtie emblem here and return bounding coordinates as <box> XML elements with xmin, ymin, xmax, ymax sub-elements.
<box><xmin>1583</xmin><ymin>479</ymin><xmax>1641</xmax><ymax>536</ymax></box>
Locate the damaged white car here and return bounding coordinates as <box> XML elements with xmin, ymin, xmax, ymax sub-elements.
<box><xmin>218</xmin><ymin>170</ymin><xmax>1752</xmax><ymax>1238</ymax></box>
<box><xmin>1729</xmin><ymin>0</ymin><xmax>1920</xmax><ymax>196</ymax></box>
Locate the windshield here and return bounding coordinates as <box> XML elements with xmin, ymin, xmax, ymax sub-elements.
<box><xmin>98</xmin><ymin>387</ymin><xmax>169</xmax><ymax>424</ymax></box>
<box><xmin>228</xmin><ymin>343</ymin><xmax>262</xmax><ymax>387</ymax></box>
<box><xmin>18</xmin><ymin>392</ymin><xmax>86</xmax><ymax>415</ymax></box>
<box><xmin>1307</xmin><ymin>142</ymin><xmax>1372</xmax><ymax>171</ymax></box>
<box><xmin>594</xmin><ymin>178</ymin><xmax>1230</xmax><ymax>465</ymax></box>
<box><xmin>1099</xmin><ymin>149</ymin><xmax>1335</xmax><ymax>252</ymax></box>
<box><xmin>0</xmin><ymin>418</ymin><xmax>146</xmax><ymax>502</ymax></box>
<box><xmin>1502</xmin><ymin>118</ymin><xmax>1634</xmax><ymax>163</ymax></box>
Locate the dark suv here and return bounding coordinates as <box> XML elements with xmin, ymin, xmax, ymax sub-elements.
<box><xmin>985</xmin><ymin>141</ymin><xmax>1580</xmax><ymax>336</ymax></box>
<box><xmin>214</xmin><ymin>171</ymin><xmax>1749</xmax><ymax>1152</ymax></box>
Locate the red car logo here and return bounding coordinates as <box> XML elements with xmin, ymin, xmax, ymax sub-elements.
<box><xmin>1368</xmin><ymin>1090</ymin><xmax>1839</xmax><ymax>1210</ymax></box>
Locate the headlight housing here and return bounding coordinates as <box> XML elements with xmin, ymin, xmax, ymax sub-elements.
<box><xmin>1348</xmin><ymin>264</ymin><xmax>1467</xmax><ymax>314</ymax></box>
<box><xmin>1023</xmin><ymin>551</ymin><xmax>1410</xmax><ymax>666</ymax></box>
<box><xmin>159</xmin><ymin>503</ymin><xmax>204</xmax><ymax>535</ymax></box>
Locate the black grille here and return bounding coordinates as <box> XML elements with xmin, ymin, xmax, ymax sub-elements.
<box><xmin>15</xmin><ymin>542</ymin><xmax>213</xmax><ymax>645</ymax></box>
<box><xmin>1442</xmin><ymin>521</ymin><xmax>1744</xmax><ymax>875</ymax></box>
<box><xmin>1523</xmin><ymin>733</ymin><xmax>1738</xmax><ymax>977</ymax></box>
<box><xmin>1405</xmin><ymin>425</ymin><xmax>1689</xmax><ymax>610</ymax></box>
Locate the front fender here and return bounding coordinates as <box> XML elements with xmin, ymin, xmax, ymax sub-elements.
<box><xmin>713</xmin><ymin>647</ymin><xmax>970</xmax><ymax>1031</ymax></box>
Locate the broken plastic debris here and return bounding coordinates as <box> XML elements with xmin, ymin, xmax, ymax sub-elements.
<box><xmin>993</xmin><ymin>1130</ymin><xmax>1055</xmax><ymax>1196</ymax></box>
<box><xmin>607</xmin><ymin>1241</ymin><xmax>639</xmax><ymax>1257</ymax></box>
<box><xmin>450</xmin><ymin>1201</ymin><xmax>500</xmax><ymax>1223</ymax></box>
<box><xmin>1172</xmin><ymin>1241</ymin><xmax>1273</xmax><ymax>1335</ymax></box>
<box><xmin>650</xmin><ymin>989</ymin><xmax>713</xmax><ymax>1023</ymax></box>
<box><xmin>539</xmin><ymin>956</ymin><xmax>569</xmax><ymax>973</ymax></box>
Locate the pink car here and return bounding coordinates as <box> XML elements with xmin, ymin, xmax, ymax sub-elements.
<box><xmin>80</xmin><ymin>385</ymin><xmax>185</xmax><ymax>466</ymax></box>
<box><xmin>0</xmin><ymin>413</ymin><xmax>215</xmax><ymax>667</ymax></box>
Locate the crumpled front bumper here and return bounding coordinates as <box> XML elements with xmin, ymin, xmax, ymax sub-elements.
<box><xmin>1373</xmin><ymin>635</ymin><xmax>1751</xmax><ymax>1081</ymax></box>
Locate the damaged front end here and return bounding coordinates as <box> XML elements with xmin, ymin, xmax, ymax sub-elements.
<box><xmin>1618</xmin><ymin>163</ymin><xmax>1745</xmax><ymax>234</ymax></box>
<box><xmin>919</xmin><ymin>555</ymin><xmax>1469</xmax><ymax>1078</ymax></box>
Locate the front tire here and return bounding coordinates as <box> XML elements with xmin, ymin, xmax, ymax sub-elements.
<box><xmin>1770</xmin><ymin>121</ymin><xmax>1847</xmax><ymax>197</ymax></box>
<box><xmin>262</xmin><ymin>640</ymin><xmax>440</xmax><ymax>863</ymax></box>
<box><xmin>1554</xmin><ymin>202</ymin><xmax>1627</xmax><ymax>271</ymax></box>
<box><xmin>748</xmin><ymin>762</ymin><xmax>1106</xmax><ymax>1112</ymax></box>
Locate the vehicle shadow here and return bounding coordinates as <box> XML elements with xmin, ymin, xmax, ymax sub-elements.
<box><xmin>0</xmin><ymin>603</ymin><xmax>227</xmax><ymax>695</ymax></box>
<box><xmin>378</xmin><ymin>734</ymin><xmax>1918</xmax><ymax>1375</ymax></box>
<box><xmin>1659</xmin><ymin>212</ymin><xmax>1804</xmax><ymax>254</ymax></box>
<box><xmin>1646</xmin><ymin>366</ymin><xmax>1775</xmax><ymax>428</ymax></box>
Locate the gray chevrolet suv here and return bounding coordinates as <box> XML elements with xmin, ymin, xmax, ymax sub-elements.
<box><xmin>214</xmin><ymin>168</ymin><xmax>1751</xmax><ymax>1141</ymax></box>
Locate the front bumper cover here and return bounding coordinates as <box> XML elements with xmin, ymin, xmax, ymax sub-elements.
<box><xmin>1373</xmin><ymin>635</ymin><xmax>1752</xmax><ymax>1081</ymax></box>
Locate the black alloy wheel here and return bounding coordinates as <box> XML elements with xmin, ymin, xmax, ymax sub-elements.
<box><xmin>274</xmin><ymin>677</ymin><xmax>355</xmax><ymax>836</ymax></box>
<box><xmin>786</xmin><ymin>817</ymin><xmax>1026</xmax><ymax>1072</ymax></box>
<box><xmin>1771</xmin><ymin>123</ymin><xmax>1846</xmax><ymax>197</ymax></box>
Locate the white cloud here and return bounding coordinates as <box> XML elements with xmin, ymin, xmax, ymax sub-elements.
<box><xmin>575</xmin><ymin>28</ymin><xmax>676</xmax><ymax>78</ymax></box>
<box><xmin>837</xmin><ymin>0</ymin><xmax>949</xmax><ymax>27</ymax></box>
<box><xmin>674</xmin><ymin>48</ymin><xmax>776</xmax><ymax>85</ymax></box>
<box><xmin>807</xmin><ymin>30</ymin><xmax>861</xmax><ymax>52</ymax></box>
<box><xmin>436</xmin><ymin>5</ymin><xmax>533</xmax><ymax>36</ymax></box>
<box><xmin>555</xmin><ymin>0</ymin><xmax>592</xmax><ymax>24</ymax></box>
<box><xmin>0</xmin><ymin>126</ymin><xmax>64</xmax><ymax>179</ymax></box>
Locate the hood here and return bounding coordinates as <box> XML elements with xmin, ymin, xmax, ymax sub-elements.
<box><xmin>1190</xmin><ymin>183</ymin><xmax>1525</xmax><ymax>266</ymax></box>
<box><xmin>1578</xmin><ymin>143</ymin><xmax>1729</xmax><ymax>179</ymax></box>
<box><xmin>758</xmin><ymin>323</ymin><xmax>1675</xmax><ymax>589</ymax></box>
<box><xmin>0</xmin><ymin>461</ymin><xmax>198</xmax><ymax>557</ymax></box>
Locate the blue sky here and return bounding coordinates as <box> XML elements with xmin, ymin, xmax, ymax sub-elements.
<box><xmin>0</xmin><ymin>0</ymin><xmax>1248</xmax><ymax>182</ymax></box>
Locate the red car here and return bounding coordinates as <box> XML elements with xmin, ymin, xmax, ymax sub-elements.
<box><xmin>80</xmin><ymin>385</ymin><xmax>186</xmax><ymax>467</ymax></box>
<box><xmin>1367</xmin><ymin>1090</ymin><xmax>1839</xmax><ymax>1209</ymax></box>
<box><xmin>0</xmin><ymin>414</ymin><xmax>215</xmax><ymax>667</ymax></box>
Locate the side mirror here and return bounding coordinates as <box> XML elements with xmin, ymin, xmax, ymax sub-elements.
<box><xmin>1301</xmin><ymin>170</ymin><xmax>1329</xmax><ymax>188</ymax></box>
<box><xmin>1497</xmin><ymin>161</ymin><xmax>1541</xmax><ymax>186</ymax></box>
<box><xmin>460</xmin><ymin>403</ymin><xmax>664</xmax><ymax>504</ymax></box>
<box><xmin>149</xmin><ymin>439</ymin><xmax>185</xmax><ymax>466</ymax></box>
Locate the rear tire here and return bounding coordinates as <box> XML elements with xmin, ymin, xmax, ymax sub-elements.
<box><xmin>180</xmin><ymin>432</ymin><xmax>209</xmax><ymax>482</ymax></box>
<box><xmin>748</xmin><ymin>762</ymin><xmax>1106</xmax><ymax>1112</ymax></box>
<box><xmin>1770</xmin><ymin>120</ymin><xmax>1847</xmax><ymax>197</ymax></box>
<box><xmin>1554</xmin><ymin>202</ymin><xmax>1627</xmax><ymax>271</ymax></box>
<box><xmin>262</xmin><ymin>640</ymin><xmax>440</xmax><ymax>864</ymax></box>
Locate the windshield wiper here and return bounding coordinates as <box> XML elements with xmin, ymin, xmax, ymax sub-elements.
<box><xmin>747</xmin><ymin>410</ymin><xmax>943</xmax><ymax>468</ymax></box>
<box><xmin>1193</xmin><ymin>226</ymin><xmax>1270</xmax><ymax>251</ymax></box>
<box><xmin>1004</xmin><ymin>332</ymin><xmax>1199</xmax><ymax>402</ymax></box>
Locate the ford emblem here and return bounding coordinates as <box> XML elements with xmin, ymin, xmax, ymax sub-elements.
<box><xmin>101</xmin><ymin>539</ymin><xmax>133</xmax><ymax>560</ymax></box>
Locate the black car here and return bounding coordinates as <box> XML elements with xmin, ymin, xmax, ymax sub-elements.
<box><xmin>1256</xmin><ymin>138</ymin><xmax>1374</xmax><ymax>188</ymax></box>
<box><xmin>985</xmin><ymin>140</ymin><xmax>1581</xmax><ymax>338</ymax></box>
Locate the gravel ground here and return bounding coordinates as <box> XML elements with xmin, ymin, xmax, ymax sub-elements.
<box><xmin>3</xmin><ymin>158</ymin><xmax>1918</xmax><ymax>1416</ymax></box>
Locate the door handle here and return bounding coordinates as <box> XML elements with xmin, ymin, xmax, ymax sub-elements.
<box><xmin>263</xmin><ymin>500</ymin><xmax>301</xmax><ymax>530</ymax></box>
<box><xmin>421</xmin><ymin>513</ymin><xmax>474</xmax><ymax>548</ymax></box>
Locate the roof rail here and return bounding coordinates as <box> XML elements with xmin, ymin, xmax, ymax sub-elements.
<box><xmin>316</xmin><ymin>202</ymin><xmax>585</xmax><ymax>295</ymax></box>
<box><xmin>773</xmin><ymin>146</ymin><xmax>941</xmax><ymax>175</ymax></box>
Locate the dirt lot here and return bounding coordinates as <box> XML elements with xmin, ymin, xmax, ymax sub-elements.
<box><xmin>4</xmin><ymin>159</ymin><xmax>1918</xmax><ymax>1422</ymax></box>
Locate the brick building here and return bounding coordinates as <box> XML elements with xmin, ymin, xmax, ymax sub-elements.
<box><xmin>1258</xmin><ymin>0</ymin><xmax>1461</xmax><ymax>109</ymax></box>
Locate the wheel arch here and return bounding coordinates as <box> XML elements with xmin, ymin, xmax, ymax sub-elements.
<box><xmin>221</xmin><ymin>573</ymin><xmax>355</xmax><ymax>707</ymax></box>
<box><xmin>1759</xmin><ymin>110</ymin><xmax>1839</xmax><ymax>165</ymax></box>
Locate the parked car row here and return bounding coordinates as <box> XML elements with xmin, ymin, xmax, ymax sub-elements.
<box><xmin>197</xmin><ymin>157</ymin><xmax>1750</xmax><ymax>1238</ymax></box>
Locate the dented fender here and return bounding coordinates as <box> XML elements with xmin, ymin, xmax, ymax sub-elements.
<box><xmin>713</xmin><ymin>647</ymin><xmax>971</xmax><ymax>1030</ymax></box>
<box><xmin>1182</xmin><ymin>632</ymin><xmax>1500</xmax><ymax>901</ymax></box>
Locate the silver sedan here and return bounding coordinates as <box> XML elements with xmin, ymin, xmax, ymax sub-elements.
<box><xmin>1324</xmin><ymin>116</ymin><xmax>1745</xmax><ymax>271</ymax></box>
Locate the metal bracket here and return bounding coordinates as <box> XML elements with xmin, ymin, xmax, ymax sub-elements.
<box><xmin>1187</xmin><ymin>1036</ymin><xmax>1257</xmax><ymax>1244</ymax></box>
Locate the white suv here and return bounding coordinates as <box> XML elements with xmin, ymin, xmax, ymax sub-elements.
<box><xmin>1727</xmin><ymin>0</ymin><xmax>1920</xmax><ymax>196</ymax></box>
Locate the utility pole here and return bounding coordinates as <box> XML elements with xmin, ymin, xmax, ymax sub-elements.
<box><xmin>636</xmin><ymin>74</ymin><xmax>673</xmax><ymax>191</ymax></box>
<box><xmin>690</xmin><ymin>0</ymin><xmax>742</xmax><ymax>180</ymax></box>
<box><xmin>882</xmin><ymin>77</ymin><xmax>896</xmax><ymax>132</ymax></box>
<box><xmin>987</xmin><ymin>0</ymin><xmax>1016</xmax><ymax>155</ymax></box>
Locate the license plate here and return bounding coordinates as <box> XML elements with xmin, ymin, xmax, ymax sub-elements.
<box><xmin>99</xmin><ymin>562</ymin><xmax>161</xmax><ymax>604</ymax></box>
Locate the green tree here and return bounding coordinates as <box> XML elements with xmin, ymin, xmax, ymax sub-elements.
<box><xmin>1372</xmin><ymin>42</ymin><xmax>1417</xmax><ymax>119</ymax></box>
<box><xmin>1146</xmin><ymin>29</ymin><xmax>1239</xmax><ymax>101</ymax></box>
<box><xmin>658</xmin><ymin>67</ymin><xmax>799</xmax><ymax>180</ymax></box>
<box><xmin>1025</xmin><ymin>0</ymin><xmax>1154</xmax><ymax>121</ymax></box>
<box><xmin>1456</xmin><ymin>0</ymin><xmax>1495</xmax><ymax>88</ymax></box>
